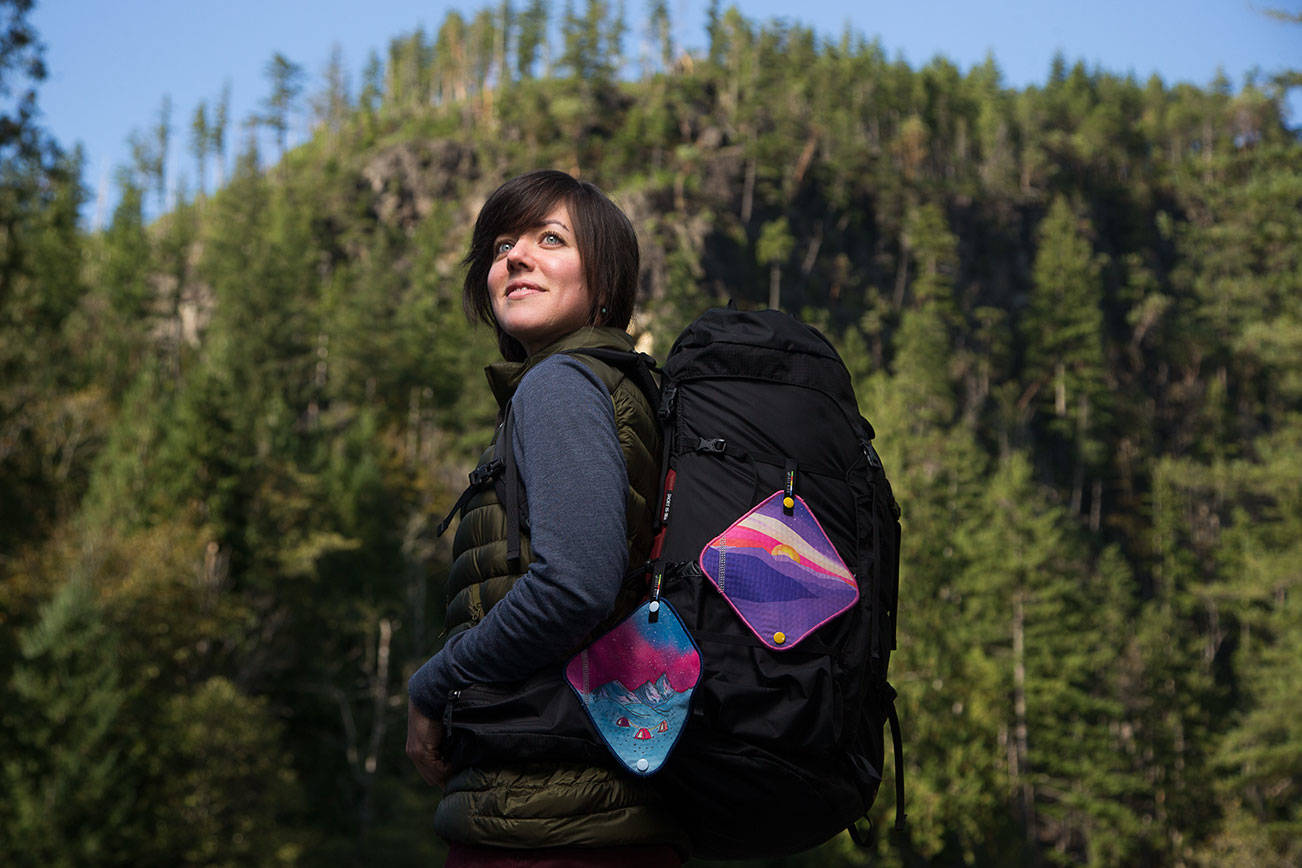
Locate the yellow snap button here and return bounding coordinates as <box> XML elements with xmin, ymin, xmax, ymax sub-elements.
<box><xmin>782</xmin><ymin>496</ymin><xmax>794</xmax><ymax>509</ymax></box>
<box><xmin>774</xmin><ymin>631</ymin><xmax>786</xmax><ymax>645</ymax></box>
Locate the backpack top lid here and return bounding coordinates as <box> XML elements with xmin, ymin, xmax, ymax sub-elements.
<box><xmin>664</xmin><ymin>307</ymin><xmax>867</xmax><ymax>437</ymax></box>
<box><xmin>667</xmin><ymin>307</ymin><xmax>842</xmax><ymax>361</ymax></box>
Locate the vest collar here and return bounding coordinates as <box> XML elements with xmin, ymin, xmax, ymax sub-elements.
<box><xmin>484</xmin><ymin>327</ymin><xmax>637</xmax><ymax>411</ymax></box>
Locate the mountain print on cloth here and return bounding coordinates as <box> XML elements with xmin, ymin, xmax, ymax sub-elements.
<box><xmin>699</xmin><ymin>490</ymin><xmax>858</xmax><ymax>650</ymax></box>
<box><xmin>565</xmin><ymin>600</ymin><xmax>700</xmax><ymax>776</ymax></box>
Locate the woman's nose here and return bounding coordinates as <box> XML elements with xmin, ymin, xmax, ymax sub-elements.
<box><xmin>506</xmin><ymin>241</ymin><xmax>532</xmax><ymax>269</ymax></box>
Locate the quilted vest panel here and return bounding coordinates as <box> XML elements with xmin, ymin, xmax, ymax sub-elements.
<box><xmin>444</xmin><ymin>328</ymin><xmax>660</xmax><ymax>641</ymax></box>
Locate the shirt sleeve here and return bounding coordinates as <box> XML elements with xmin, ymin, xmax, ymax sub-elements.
<box><xmin>408</xmin><ymin>354</ymin><xmax>629</xmax><ymax>718</ymax></box>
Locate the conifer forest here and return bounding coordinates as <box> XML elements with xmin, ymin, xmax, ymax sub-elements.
<box><xmin>2</xmin><ymin>1</ymin><xmax>1300</xmax><ymax>864</ymax></box>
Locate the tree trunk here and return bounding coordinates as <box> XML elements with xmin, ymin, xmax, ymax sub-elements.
<box><xmin>1072</xmin><ymin>391</ymin><xmax>1088</xmax><ymax>515</ymax></box>
<box><xmin>800</xmin><ymin>222</ymin><xmax>823</xmax><ymax>277</ymax></box>
<box><xmin>1090</xmin><ymin>477</ymin><xmax>1102</xmax><ymax>532</ymax></box>
<box><xmin>358</xmin><ymin>618</ymin><xmax>393</xmax><ymax>834</ymax></box>
<box><xmin>1071</xmin><ymin>462</ymin><xmax>1084</xmax><ymax>516</ymax></box>
<box><xmin>1054</xmin><ymin>362</ymin><xmax>1067</xmax><ymax>416</ymax></box>
<box><xmin>893</xmin><ymin>248</ymin><xmax>909</xmax><ymax>309</ymax></box>
<box><xmin>740</xmin><ymin>152</ymin><xmax>756</xmax><ymax>225</ymax></box>
<box><xmin>1012</xmin><ymin>592</ymin><xmax>1037</xmax><ymax>856</ymax></box>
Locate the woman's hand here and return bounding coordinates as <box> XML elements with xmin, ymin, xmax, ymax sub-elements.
<box><xmin>405</xmin><ymin>700</ymin><xmax>452</xmax><ymax>787</ymax></box>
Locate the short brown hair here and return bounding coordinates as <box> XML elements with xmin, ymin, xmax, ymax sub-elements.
<box><xmin>463</xmin><ymin>170</ymin><xmax>640</xmax><ymax>361</ymax></box>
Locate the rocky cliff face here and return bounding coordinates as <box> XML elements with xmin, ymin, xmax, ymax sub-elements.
<box><xmin>359</xmin><ymin>139</ymin><xmax>481</xmax><ymax>232</ymax></box>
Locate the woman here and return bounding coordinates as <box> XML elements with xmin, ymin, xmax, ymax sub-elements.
<box><xmin>406</xmin><ymin>170</ymin><xmax>684</xmax><ymax>866</ymax></box>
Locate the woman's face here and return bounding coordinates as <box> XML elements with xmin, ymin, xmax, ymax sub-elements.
<box><xmin>487</xmin><ymin>201</ymin><xmax>592</xmax><ymax>356</ymax></box>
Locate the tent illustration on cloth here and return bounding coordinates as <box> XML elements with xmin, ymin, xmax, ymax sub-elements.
<box><xmin>699</xmin><ymin>490</ymin><xmax>859</xmax><ymax>650</ymax></box>
<box><xmin>565</xmin><ymin>600</ymin><xmax>700</xmax><ymax>776</ymax></box>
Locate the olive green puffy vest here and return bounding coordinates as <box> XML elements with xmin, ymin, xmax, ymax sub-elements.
<box><xmin>443</xmin><ymin>327</ymin><xmax>661</xmax><ymax>643</ymax></box>
<box><xmin>434</xmin><ymin>327</ymin><xmax>683</xmax><ymax>852</ymax></box>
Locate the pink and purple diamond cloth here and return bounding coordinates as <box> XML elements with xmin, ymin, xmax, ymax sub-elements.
<box><xmin>699</xmin><ymin>490</ymin><xmax>859</xmax><ymax>651</ymax></box>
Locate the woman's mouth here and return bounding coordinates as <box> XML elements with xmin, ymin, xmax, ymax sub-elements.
<box><xmin>506</xmin><ymin>282</ymin><xmax>544</xmax><ymax>299</ymax></box>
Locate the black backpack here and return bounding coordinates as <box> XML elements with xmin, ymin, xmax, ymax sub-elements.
<box><xmin>437</xmin><ymin>308</ymin><xmax>904</xmax><ymax>858</ymax></box>
<box><xmin>628</xmin><ymin>307</ymin><xmax>904</xmax><ymax>858</ymax></box>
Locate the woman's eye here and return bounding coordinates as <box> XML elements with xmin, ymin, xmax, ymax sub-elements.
<box><xmin>495</xmin><ymin>240</ymin><xmax>513</xmax><ymax>255</ymax></box>
<box><xmin>541</xmin><ymin>231</ymin><xmax>562</xmax><ymax>245</ymax></box>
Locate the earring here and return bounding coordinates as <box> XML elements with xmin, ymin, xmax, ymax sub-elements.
<box><xmin>600</xmin><ymin>306</ymin><xmax>608</xmax><ymax>315</ymax></box>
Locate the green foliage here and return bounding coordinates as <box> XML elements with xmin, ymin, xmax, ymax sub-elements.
<box><xmin>2</xmin><ymin>580</ymin><xmax>140</xmax><ymax>864</ymax></box>
<box><xmin>0</xmin><ymin>0</ymin><xmax>90</xmax><ymax>554</ymax></box>
<box><xmin>152</xmin><ymin>677</ymin><xmax>304</xmax><ymax>866</ymax></box>
<box><xmin>261</xmin><ymin>52</ymin><xmax>305</xmax><ymax>155</ymax></box>
<box><xmin>1024</xmin><ymin>197</ymin><xmax>1108</xmax><ymax>438</ymax></box>
<box><xmin>3</xmin><ymin>1</ymin><xmax>1300</xmax><ymax>864</ymax></box>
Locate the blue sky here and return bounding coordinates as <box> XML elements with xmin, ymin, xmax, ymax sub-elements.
<box><xmin>30</xmin><ymin>0</ymin><xmax>1301</xmax><ymax>225</ymax></box>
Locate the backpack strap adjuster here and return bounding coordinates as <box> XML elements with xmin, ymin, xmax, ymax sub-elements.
<box><xmin>468</xmin><ymin>457</ymin><xmax>504</xmax><ymax>486</ymax></box>
<box><xmin>696</xmin><ymin>437</ymin><xmax>727</xmax><ymax>454</ymax></box>
<box><xmin>436</xmin><ymin>458</ymin><xmax>507</xmax><ymax>536</ymax></box>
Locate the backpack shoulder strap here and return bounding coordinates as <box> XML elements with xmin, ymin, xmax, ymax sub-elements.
<box><xmin>562</xmin><ymin>347</ymin><xmax>662</xmax><ymax>416</ymax></box>
<box><xmin>503</xmin><ymin>347</ymin><xmax>661</xmax><ymax>571</ymax></box>
<box><xmin>439</xmin><ymin>348</ymin><xmax>664</xmax><ymax>570</ymax></box>
<box><xmin>498</xmin><ymin>404</ymin><xmax>523</xmax><ymax>569</ymax></box>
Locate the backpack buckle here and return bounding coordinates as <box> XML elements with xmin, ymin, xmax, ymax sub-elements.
<box><xmin>696</xmin><ymin>437</ymin><xmax>727</xmax><ymax>454</ymax></box>
<box><xmin>469</xmin><ymin>458</ymin><xmax>504</xmax><ymax>486</ymax></box>
<box><xmin>658</xmin><ymin>385</ymin><xmax>677</xmax><ymax>422</ymax></box>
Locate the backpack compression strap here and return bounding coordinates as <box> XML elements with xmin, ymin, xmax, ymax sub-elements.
<box><xmin>888</xmin><ymin>697</ymin><xmax>907</xmax><ymax>834</ymax></box>
<box><xmin>847</xmin><ymin>685</ymin><xmax>907</xmax><ymax>846</ymax></box>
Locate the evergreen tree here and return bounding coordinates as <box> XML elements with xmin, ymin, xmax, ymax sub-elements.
<box><xmin>1</xmin><ymin>581</ymin><xmax>141</xmax><ymax>863</ymax></box>
<box><xmin>435</xmin><ymin>10</ymin><xmax>469</xmax><ymax>103</ymax></box>
<box><xmin>893</xmin><ymin>302</ymin><xmax>958</xmax><ymax>430</ymax></box>
<box><xmin>561</xmin><ymin>0</ymin><xmax>615</xmax><ymax>86</ymax></box>
<box><xmin>126</xmin><ymin>121</ymin><xmax>163</xmax><ymax>208</ymax></box>
<box><xmin>262</xmin><ymin>52</ymin><xmax>305</xmax><ymax>155</ymax></box>
<box><xmin>1198</xmin><ymin>420</ymin><xmax>1302</xmax><ymax>863</ymax></box>
<box><xmin>93</xmin><ymin>176</ymin><xmax>152</xmax><ymax>397</ymax></box>
<box><xmin>152</xmin><ymin>678</ymin><xmax>303</xmax><ymax>865</ymax></box>
<box><xmin>0</xmin><ymin>0</ymin><xmax>45</xmax><ymax>169</ymax></box>
<box><xmin>153</xmin><ymin>93</ymin><xmax>171</xmax><ymax>208</ymax></box>
<box><xmin>495</xmin><ymin>1</ymin><xmax>514</xmax><ymax>88</ymax></box>
<box><xmin>0</xmin><ymin>1</ymin><xmax>87</xmax><ymax>554</ymax></box>
<box><xmin>189</xmin><ymin>99</ymin><xmax>209</xmax><ymax>195</ymax></box>
<box><xmin>704</xmin><ymin>0</ymin><xmax>724</xmax><ymax>66</ymax></box>
<box><xmin>213</xmin><ymin>81</ymin><xmax>230</xmax><ymax>182</ymax></box>
<box><xmin>386</xmin><ymin>29</ymin><xmax>430</xmax><ymax>108</ymax></box>
<box><xmin>647</xmin><ymin>0</ymin><xmax>672</xmax><ymax>72</ymax></box>
<box><xmin>1023</xmin><ymin>196</ymin><xmax>1110</xmax><ymax>518</ymax></box>
<box><xmin>359</xmin><ymin>50</ymin><xmax>383</xmax><ymax>115</ymax></box>
<box><xmin>313</xmin><ymin>42</ymin><xmax>351</xmax><ymax>134</ymax></box>
<box><xmin>756</xmin><ymin>216</ymin><xmax>793</xmax><ymax>310</ymax></box>
<box><xmin>902</xmin><ymin>202</ymin><xmax>959</xmax><ymax>313</ymax></box>
<box><xmin>516</xmin><ymin>0</ymin><xmax>548</xmax><ymax>79</ymax></box>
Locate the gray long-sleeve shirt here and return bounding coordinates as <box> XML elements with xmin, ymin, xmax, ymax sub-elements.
<box><xmin>408</xmin><ymin>355</ymin><xmax>629</xmax><ymax>719</ymax></box>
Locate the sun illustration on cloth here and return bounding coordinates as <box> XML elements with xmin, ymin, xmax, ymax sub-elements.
<box><xmin>770</xmin><ymin>542</ymin><xmax>800</xmax><ymax>562</ymax></box>
<box><xmin>699</xmin><ymin>490</ymin><xmax>858</xmax><ymax>650</ymax></box>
